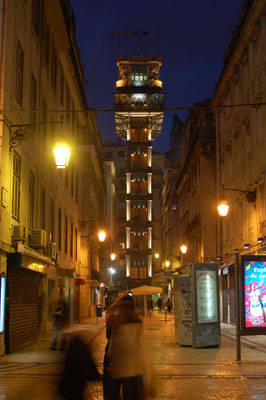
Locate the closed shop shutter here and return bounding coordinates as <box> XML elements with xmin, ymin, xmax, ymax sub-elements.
<box><xmin>6</xmin><ymin>267</ymin><xmax>40</xmax><ymax>353</ymax></box>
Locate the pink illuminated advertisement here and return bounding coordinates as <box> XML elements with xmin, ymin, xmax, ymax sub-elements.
<box><xmin>244</xmin><ymin>260</ymin><xmax>266</xmax><ymax>327</ymax></box>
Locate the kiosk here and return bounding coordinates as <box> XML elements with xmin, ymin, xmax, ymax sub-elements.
<box><xmin>174</xmin><ymin>263</ymin><xmax>220</xmax><ymax>348</ymax></box>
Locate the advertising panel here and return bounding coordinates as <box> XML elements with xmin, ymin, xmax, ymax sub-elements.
<box><xmin>196</xmin><ymin>270</ymin><xmax>218</xmax><ymax>324</ymax></box>
<box><xmin>242</xmin><ymin>257</ymin><xmax>266</xmax><ymax>329</ymax></box>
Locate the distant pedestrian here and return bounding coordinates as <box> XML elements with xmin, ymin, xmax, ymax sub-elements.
<box><xmin>50</xmin><ymin>300</ymin><xmax>69</xmax><ymax>351</ymax></box>
<box><xmin>59</xmin><ymin>334</ymin><xmax>102</xmax><ymax>400</ymax></box>
<box><xmin>166</xmin><ymin>298</ymin><xmax>172</xmax><ymax>313</ymax></box>
<box><xmin>157</xmin><ymin>297</ymin><xmax>162</xmax><ymax>312</ymax></box>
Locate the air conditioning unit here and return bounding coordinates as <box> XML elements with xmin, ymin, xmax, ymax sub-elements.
<box><xmin>30</xmin><ymin>229</ymin><xmax>46</xmax><ymax>249</ymax></box>
<box><xmin>46</xmin><ymin>242</ymin><xmax>56</xmax><ymax>260</ymax></box>
<box><xmin>12</xmin><ymin>225</ymin><xmax>26</xmax><ymax>242</ymax></box>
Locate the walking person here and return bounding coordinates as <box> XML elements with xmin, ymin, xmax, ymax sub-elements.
<box><xmin>104</xmin><ymin>295</ymin><xmax>155</xmax><ymax>400</ymax></box>
<box><xmin>59</xmin><ymin>334</ymin><xmax>102</xmax><ymax>400</ymax></box>
<box><xmin>50</xmin><ymin>300</ymin><xmax>69</xmax><ymax>351</ymax></box>
<box><xmin>157</xmin><ymin>296</ymin><xmax>162</xmax><ymax>312</ymax></box>
<box><xmin>166</xmin><ymin>298</ymin><xmax>172</xmax><ymax>313</ymax></box>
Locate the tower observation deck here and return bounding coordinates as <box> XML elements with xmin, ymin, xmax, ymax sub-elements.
<box><xmin>114</xmin><ymin>54</ymin><xmax>164</xmax><ymax>287</ymax></box>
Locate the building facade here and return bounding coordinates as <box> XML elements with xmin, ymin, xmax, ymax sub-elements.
<box><xmin>113</xmin><ymin>55</ymin><xmax>164</xmax><ymax>288</ymax></box>
<box><xmin>0</xmin><ymin>0</ymin><xmax>104</xmax><ymax>354</ymax></box>
<box><xmin>214</xmin><ymin>0</ymin><xmax>266</xmax><ymax>323</ymax></box>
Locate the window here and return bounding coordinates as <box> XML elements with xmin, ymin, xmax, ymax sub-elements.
<box><xmin>75</xmin><ymin>227</ymin><xmax>78</xmax><ymax>261</ymax></box>
<box><xmin>60</xmin><ymin>68</ymin><xmax>64</xmax><ymax>106</ymax></box>
<box><xmin>50</xmin><ymin>199</ymin><xmax>55</xmax><ymax>242</ymax></box>
<box><xmin>15</xmin><ymin>41</ymin><xmax>24</xmax><ymax>106</ymax></box>
<box><xmin>42</xmin><ymin>17</ymin><xmax>49</xmax><ymax>67</ymax></box>
<box><xmin>64</xmin><ymin>215</ymin><xmax>68</xmax><ymax>254</ymax></box>
<box><xmin>65</xmin><ymin>168</ymin><xmax>69</xmax><ymax>188</ymax></box>
<box><xmin>70</xmin><ymin>164</ymin><xmax>74</xmax><ymax>196</ymax></box>
<box><xmin>118</xmin><ymin>151</ymin><xmax>125</xmax><ymax>157</ymax></box>
<box><xmin>12</xmin><ymin>152</ymin><xmax>21</xmax><ymax>220</ymax></box>
<box><xmin>28</xmin><ymin>171</ymin><xmax>35</xmax><ymax>228</ymax></box>
<box><xmin>104</xmin><ymin>152</ymin><xmax>112</xmax><ymax>158</ymax></box>
<box><xmin>58</xmin><ymin>208</ymin><xmax>62</xmax><ymax>250</ymax></box>
<box><xmin>30</xmin><ymin>73</ymin><xmax>37</xmax><ymax>125</ymax></box>
<box><xmin>40</xmin><ymin>186</ymin><xmax>45</xmax><ymax>229</ymax></box>
<box><xmin>70</xmin><ymin>222</ymin><xmax>73</xmax><ymax>258</ymax></box>
<box><xmin>75</xmin><ymin>173</ymin><xmax>79</xmax><ymax>203</ymax></box>
<box><xmin>51</xmin><ymin>42</ymin><xmax>57</xmax><ymax>91</ymax></box>
<box><xmin>31</xmin><ymin>0</ymin><xmax>40</xmax><ymax>36</ymax></box>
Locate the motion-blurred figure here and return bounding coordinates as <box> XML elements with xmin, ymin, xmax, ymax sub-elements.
<box><xmin>157</xmin><ymin>297</ymin><xmax>162</xmax><ymax>312</ymax></box>
<box><xmin>104</xmin><ymin>295</ymin><xmax>155</xmax><ymax>400</ymax></box>
<box><xmin>50</xmin><ymin>300</ymin><xmax>69</xmax><ymax>351</ymax></box>
<box><xmin>166</xmin><ymin>298</ymin><xmax>172</xmax><ymax>313</ymax></box>
<box><xmin>59</xmin><ymin>335</ymin><xmax>101</xmax><ymax>400</ymax></box>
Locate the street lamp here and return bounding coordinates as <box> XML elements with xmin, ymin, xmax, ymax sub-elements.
<box><xmin>154</xmin><ymin>252</ymin><xmax>160</xmax><ymax>259</ymax></box>
<box><xmin>110</xmin><ymin>252</ymin><xmax>116</xmax><ymax>261</ymax></box>
<box><xmin>180</xmin><ymin>244</ymin><xmax>188</xmax><ymax>254</ymax></box>
<box><xmin>217</xmin><ymin>199</ymin><xmax>230</xmax><ymax>217</ymax></box>
<box><xmin>217</xmin><ymin>187</ymin><xmax>256</xmax><ymax>217</ymax></box>
<box><xmin>165</xmin><ymin>260</ymin><xmax>170</xmax><ymax>268</ymax></box>
<box><xmin>53</xmin><ymin>143</ymin><xmax>71</xmax><ymax>169</ymax></box>
<box><xmin>98</xmin><ymin>230</ymin><xmax>106</xmax><ymax>242</ymax></box>
<box><xmin>108</xmin><ymin>267</ymin><xmax>116</xmax><ymax>285</ymax></box>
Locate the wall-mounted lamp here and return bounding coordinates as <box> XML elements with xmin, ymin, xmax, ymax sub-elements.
<box><xmin>180</xmin><ymin>244</ymin><xmax>188</xmax><ymax>254</ymax></box>
<box><xmin>98</xmin><ymin>230</ymin><xmax>106</xmax><ymax>242</ymax></box>
<box><xmin>217</xmin><ymin>187</ymin><xmax>257</xmax><ymax>217</ymax></box>
<box><xmin>53</xmin><ymin>143</ymin><xmax>71</xmax><ymax>169</ymax></box>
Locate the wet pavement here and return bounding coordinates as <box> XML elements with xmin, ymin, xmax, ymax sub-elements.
<box><xmin>1</xmin><ymin>312</ymin><xmax>266</xmax><ymax>399</ymax></box>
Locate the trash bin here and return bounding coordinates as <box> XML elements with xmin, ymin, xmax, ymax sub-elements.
<box><xmin>96</xmin><ymin>305</ymin><xmax>102</xmax><ymax>317</ymax></box>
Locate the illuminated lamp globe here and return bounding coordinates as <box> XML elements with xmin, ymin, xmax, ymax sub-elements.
<box><xmin>180</xmin><ymin>244</ymin><xmax>188</xmax><ymax>254</ymax></box>
<box><xmin>53</xmin><ymin>143</ymin><xmax>70</xmax><ymax>169</ymax></box>
<box><xmin>217</xmin><ymin>200</ymin><xmax>229</xmax><ymax>217</ymax></box>
<box><xmin>165</xmin><ymin>260</ymin><xmax>170</xmax><ymax>268</ymax></box>
<box><xmin>154</xmin><ymin>252</ymin><xmax>160</xmax><ymax>259</ymax></box>
<box><xmin>110</xmin><ymin>252</ymin><xmax>116</xmax><ymax>261</ymax></box>
<box><xmin>98</xmin><ymin>230</ymin><xmax>106</xmax><ymax>242</ymax></box>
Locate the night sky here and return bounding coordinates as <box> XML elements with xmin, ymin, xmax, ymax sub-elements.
<box><xmin>71</xmin><ymin>0</ymin><xmax>244</xmax><ymax>153</ymax></box>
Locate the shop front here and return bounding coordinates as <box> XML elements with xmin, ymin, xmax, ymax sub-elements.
<box><xmin>5</xmin><ymin>244</ymin><xmax>56</xmax><ymax>353</ymax></box>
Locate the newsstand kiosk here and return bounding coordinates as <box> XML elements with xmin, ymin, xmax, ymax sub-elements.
<box><xmin>173</xmin><ymin>263</ymin><xmax>220</xmax><ymax>348</ymax></box>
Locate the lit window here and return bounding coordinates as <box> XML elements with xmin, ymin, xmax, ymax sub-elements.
<box><xmin>135</xmin><ymin>75</ymin><xmax>139</xmax><ymax>81</ymax></box>
<box><xmin>131</xmin><ymin>75</ymin><xmax>134</xmax><ymax>80</ymax></box>
<box><xmin>140</xmin><ymin>75</ymin><xmax>143</xmax><ymax>81</ymax></box>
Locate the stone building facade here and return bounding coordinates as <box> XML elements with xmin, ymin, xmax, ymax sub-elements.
<box><xmin>0</xmin><ymin>0</ymin><xmax>104</xmax><ymax>354</ymax></box>
<box><xmin>214</xmin><ymin>0</ymin><xmax>266</xmax><ymax>323</ymax></box>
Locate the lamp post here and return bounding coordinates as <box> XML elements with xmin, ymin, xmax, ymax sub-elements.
<box><xmin>108</xmin><ymin>267</ymin><xmax>116</xmax><ymax>286</ymax></box>
<box><xmin>98</xmin><ymin>229</ymin><xmax>107</xmax><ymax>243</ymax></box>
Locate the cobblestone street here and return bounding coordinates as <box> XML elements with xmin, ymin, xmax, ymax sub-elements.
<box><xmin>1</xmin><ymin>312</ymin><xmax>266</xmax><ymax>399</ymax></box>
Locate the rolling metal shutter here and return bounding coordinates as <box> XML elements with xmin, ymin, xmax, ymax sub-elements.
<box><xmin>6</xmin><ymin>267</ymin><xmax>40</xmax><ymax>353</ymax></box>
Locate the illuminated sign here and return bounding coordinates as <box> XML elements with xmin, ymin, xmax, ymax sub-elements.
<box><xmin>0</xmin><ymin>276</ymin><xmax>6</xmax><ymax>332</ymax></box>
<box><xmin>243</xmin><ymin>259</ymin><xmax>266</xmax><ymax>328</ymax></box>
<box><xmin>196</xmin><ymin>270</ymin><xmax>218</xmax><ymax>324</ymax></box>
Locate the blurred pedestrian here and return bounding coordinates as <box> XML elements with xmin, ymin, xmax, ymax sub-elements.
<box><xmin>59</xmin><ymin>334</ymin><xmax>102</xmax><ymax>400</ymax></box>
<box><xmin>50</xmin><ymin>300</ymin><xmax>69</xmax><ymax>351</ymax></box>
<box><xmin>104</xmin><ymin>295</ymin><xmax>155</xmax><ymax>400</ymax></box>
<box><xmin>157</xmin><ymin>297</ymin><xmax>162</xmax><ymax>312</ymax></box>
<box><xmin>166</xmin><ymin>298</ymin><xmax>172</xmax><ymax>313</ymax></box>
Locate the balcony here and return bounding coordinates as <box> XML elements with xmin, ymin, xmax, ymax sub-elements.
<box><xmin>114</xmin><ymin>93</ymin><xmax>164</xmax><ymax>112</ymax></box>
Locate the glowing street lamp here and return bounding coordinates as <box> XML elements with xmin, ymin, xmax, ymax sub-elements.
<box><xmin>154</xmin><ymin>252</ymin><xmax>160</xmax><ymax>259</ymax></box>
<box><xmin>98</xmin><ymin>230</ymin><xmax>106</xmax><ymax>242</ymax></box>
<box><xmin>53</xmin><ymin>143</ymin><xmax>71</xmax><ymax>169</ymax></box>
<box><xmin>180</xmin><ymin>244</ymin><xmax>188</xmax><ymax>254</ymax></box>
<box><xmin>217</xmin><ymin>200</ymin><xmax>230</xmax><ymax>217</ymax></box>
<box><xmin>165</xmin><ymin>260</ymin><xmax>170</xmax><ymax>268</ymax></box>
<box><xmin>110</xmin><ymin>252</ymin><xmax>116</xmax><ymax>261</ymax></box>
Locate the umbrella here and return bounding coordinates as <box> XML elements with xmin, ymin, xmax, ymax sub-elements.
<box><xmin>129</xmin><ymin>285</ymin><xmax>163</xmax><ymax>296</ymax></box>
